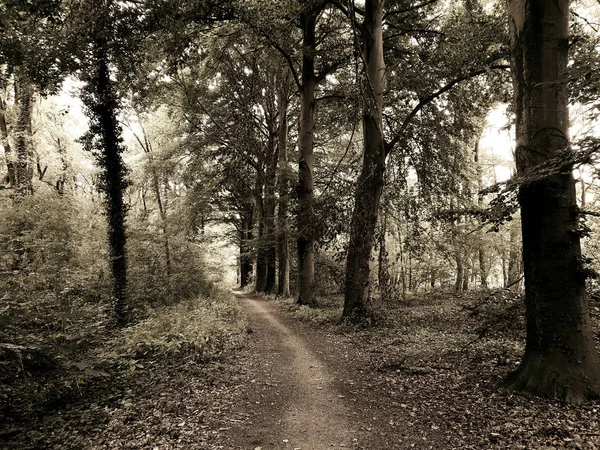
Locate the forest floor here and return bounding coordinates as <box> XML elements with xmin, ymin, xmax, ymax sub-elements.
<box><xmin>223</xmin><ymin>291</ymin><xmax>600</xmax><ymax>449</ymax></box>
<box><xmin>3</xmin><ymin>288</ymin><xmax>600</xmax><ymax>449</ymax></box>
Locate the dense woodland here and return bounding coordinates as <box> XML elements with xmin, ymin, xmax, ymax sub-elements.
<box><xmin>3</xmin><ymin>0</ymin><xmax>600</xmax><ymax>448</ymax></box>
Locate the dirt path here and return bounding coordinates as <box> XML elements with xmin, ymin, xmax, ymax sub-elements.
<box><xmin>229</xmin><ymin>294</ymin><xmax>356</xmax><ymax>450</ymax></box>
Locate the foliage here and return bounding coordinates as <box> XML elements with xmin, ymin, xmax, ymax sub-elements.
<box><xmin>104</xmin><ymin>289</ymin><xmax>245</xmax><ymax>364</ymax></box>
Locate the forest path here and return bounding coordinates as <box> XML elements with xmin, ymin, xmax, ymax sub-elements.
<box><xmin>230</xmin><ymin>292</ymin><xmax>356</xmax><ymax>450</ymax></box>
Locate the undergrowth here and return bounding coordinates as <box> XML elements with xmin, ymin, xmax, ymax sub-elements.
<box><xmin>106</xmin><ymin>291</ymin><xmax>246</xmax><ymax>364</ymax></box>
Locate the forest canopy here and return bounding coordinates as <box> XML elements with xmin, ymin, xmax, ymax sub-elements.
<box><xmin>3</xmin><ymin>0</ymin><xmax>600</xmax><ymax>447</ymax></box>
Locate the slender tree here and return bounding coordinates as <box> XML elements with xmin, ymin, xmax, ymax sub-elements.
<box><xmin>277</xmin><ymin>81</ymin><xmax>291</xmax><ymax>297</ymax></box>
<box><xmin>504</xmin><ymin>0</ymin><xmax>600</xmax><ymax>403</ymax></box>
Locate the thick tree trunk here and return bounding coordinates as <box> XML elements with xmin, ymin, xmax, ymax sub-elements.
<box><xmin>504</xmin><ymin>0</ymin><xmax>600</xmax><ymax>403</ymax></box>
<box><xmin>342</xmin><ymin>0</ymin><xmax>386</xmax><ymax>320</ymax></box>
<box><xmin>277</xmin><ymin>84</ymin><xmax>291</xmax><ymax>297</ymax></box>
<box><xmin>296</xmin><ymin>7</ymin><xmax>318</xmax><ymax>306</ymax></box>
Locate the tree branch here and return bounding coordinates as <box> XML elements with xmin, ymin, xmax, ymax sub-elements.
<box><xmin>385</xmin><ymin>64</ymin><xmax>510</xmax><ymax>155</ymax></box>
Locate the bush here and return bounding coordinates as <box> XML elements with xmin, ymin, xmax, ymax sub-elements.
<box><xmin>104</xmin><ymin>289</ymin><xmax>245</xmax><ymax>364</ymax></box>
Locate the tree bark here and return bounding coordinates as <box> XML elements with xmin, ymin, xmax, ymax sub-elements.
<box><xmin>455</xmin><ymin>255</ymin><xmax>463</xmax><ymax>292</ymax></box>
<box><xmin>296</xmin><ymin>5</ymin><xmax>320</xmax><ymax>306</ymax></box>
<box><xmin>240</xmin><ymin>209</ymin><xmax>253</xmax><ymax>288</ymax></box>
<box><xmin>0</xmin><ymin>91</ymin><xmax>15</xmax><ymax>188</ymax></box>
<box><xmin>504</xmin><ymin>0</ymin><xmax>600</xmax><ymax>403</ymax></box>
<box><xmin>342</xmin><ymin>0</ymin><xmax>386</xmax><ymax>320</ymax></box>
<box><xmin>263</xmin><ymin>130</ymin><xmax>278</xmax><ymax>293</ymax></box>
<box><xmin>255</xmin><ymin>170</ymin><xmax>267</xmax><ymax>292</ymax></box>
<box><xmin>507</xmin><ymin>223</ymin><xmax>520</xmax><ymax>286</ymax></box>
<box><xmin>277</xmin><ymin>84</ymin><xmax>291</xmax><ymax>297</ymax></box>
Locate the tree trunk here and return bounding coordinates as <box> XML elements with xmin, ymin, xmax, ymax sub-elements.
<box><xmin>455</xmin><ymin>255</ymin><xmax>463</xmax><ymax>292</ymax></box>
<box><xmin>478</xmin><ymin>247</ymin><xmax>489</xmax><ymax>289</ymax></box>
<box><xmin>83</xmin><ymin>40</ymin><xmax>129</xmax><ymax>326</ymax></box>
<box><xmin>255</xmin><ymin>172</ymin><xmax>267</xmax><ymax>292</ymax></box>
<box><xmin>0</xmin><ymin>91</ymin><xmax>14</xmax><ymax>188</ymax></box>
<box><xmin>342</xmin><ymin>0</ymin><xmax>386</xmax><ymax>320</ymax></box>
<box><xmin>507</xmin><ymin>223</ymin><xmax>520</xmax><ymax>286</ymax></box>
<box><xmin>277</xmin><ymin>84</ymin><xmax>291</xmax><ymax>297</ymax></box>
<box><xmin>504</xmin><ymin>0</ymin><xmax>600</xmax><ymax>403</ymax></box>
<box><xmin>378</xmin><ymin>210</ymin><xmax>390</xmax><ymax>289</ymax></box>
<box><xmin>263</xmin><ymin>131</ymin><xmax>278</xmax><ymax>293</ymax></box>
<box><xmin>296</xmin><ymin>6</ymin><xmax>319</xmax><ymax>306</ymax></box>
<box><xmin>14</xmin><ymin>79</ymin><xmax>34</xmax><ymax>195</ymax></box>
<box><xmin>240</xmin><ymin>210</ymin><xmax>253</xmax><ymax>288</ymax></box>
<box><xmin>475</xmin><ymin>138</ymin><xmax>489</xmax><ymax>289</ymax></box>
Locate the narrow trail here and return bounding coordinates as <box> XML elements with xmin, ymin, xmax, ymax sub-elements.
<box><xmin>230</xmin><ymin>293</ymin><xmax>356</xmax><ymax>450</ymax></box>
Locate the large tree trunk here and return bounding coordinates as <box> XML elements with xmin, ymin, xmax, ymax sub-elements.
<box><xmin>296</xmin><ymin>6</ymin><xmax>319</xmax><ymax>306</ymax></box>
<box><xmin>342</xmin><ymin>0</ymin><xmax>386</xmax><ymax>320</ymax></box>
<box><xmin>277</xmin><ymin>84</ymin><xmax>291</xmax><ymax>298</ymax></box>
<box><xmin>504</xmin><ymin>0</ymin><xmax>600</xmax><ymax>403</ymax></box>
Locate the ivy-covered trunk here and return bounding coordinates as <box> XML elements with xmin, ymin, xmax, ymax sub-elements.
<box><xmin>504</xmin><ymin>0</ymin><xmax>600</xmax><ymax>403</ymax></box>
<box><xmin>14</xmin><ymin>78</ymin><xmax>34</xmax><ymax>195</ymax></box>
<box><xmin>81</xmin><ymin>40</ymin><xmax>129</xmax><ymax>326</ymax></box>
<box><xmin>342</xmin><ymin>0</ymin><xmax>385</xmax><ymax>321</ymax></box>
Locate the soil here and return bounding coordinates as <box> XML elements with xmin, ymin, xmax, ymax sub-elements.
<box><xmin>227</xmin><ymin>294</ymin><xmax>355</xmax><ymax>449</ymax></box>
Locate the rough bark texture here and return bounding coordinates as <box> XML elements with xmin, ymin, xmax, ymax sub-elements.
<box><xmin>296</xmin><ymin>5</ymin><xmax>319</xmax><ymax>306</ymax></box>
<box><xmin>342</xmin><ymin>0</ymin><xmax>386</xmax><ymax>320</ymax></box>
<box><xmin>504</xmin><ymin>0</ymin><xmax>600</xmax><ymax>403</ymax></box>
<box><xmin>277</xmin><ymin>85</ymin><xmax>291</xmax><ymax>298</ymax></box>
